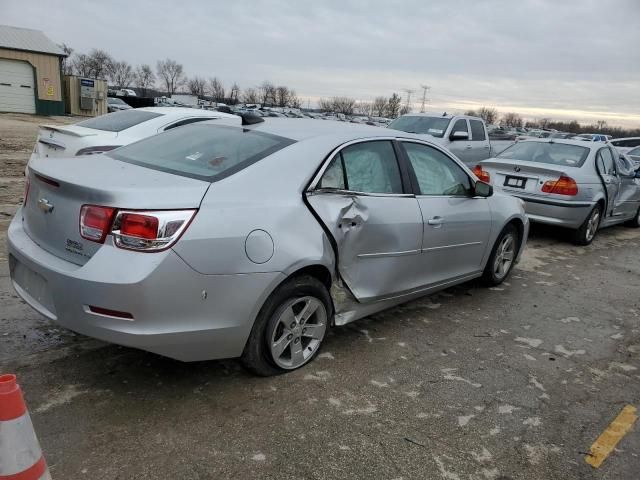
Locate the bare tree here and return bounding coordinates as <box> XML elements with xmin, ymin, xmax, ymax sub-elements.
<box><xmin>258</xmin><ymin>81</ymin><xmax>277</xmax><ymax>106</ymax></box>
<box><xmin>538</xmin><ymin>118</ymin><xmax>551</xmax><ymax>129</ymax></box>
<box><xmin>596</xmin><ymin>120</ymin><xmax>608</xmax><ymax>131</ymax></box>
<box><xmin>86</xmin><ymin>49</ymin><xmax>113</xmax><ymax>79</ymax></box>
<box><xmin>186</xmin><ymin>76</ymin><xmax>207</xmax><ymax>97</ymax></box>
<box><xmin>241</xmin><ymin>87</ymin><xmax>259</xmax><ymax>104</ymax></box>
<box><xmin>208</xmin><ymin>77</ymin><xmax>225</xmax><ymax>102</ymax></box>
<box><xmin>71</xmin><ymin>53</ymin><xmax>91</xmax><ymax>77</ymax></box>
<box><xmin>386</xmin><ymin>93</ymin><xmax>402</xmax><ymax>118</ymax></box>
<box><xmin>477</xmin><ymin>107</ymin><xmax>498</xmax><ymax>124</ymax></box>
<box><xmin>355</xmin><ymin>101</ymin><xmax>372</xmax><ymax>116</ymax></box>
<box><xmin>399</xmin><ymin>105</ymin><xmax>411</xmax><ymax>116</ymax></box>
<box><xmin>501</xmin><ymin>112</ymin><xmax>523</xmax><ymax>128</ymax></box>
<box><xmin>464</xmin><ymin>109</ymin><xmax>477</xmax><ymax>117</ymax></box>
<box><xmin>318</xmin><ymin>98</ymin><xmax>334</xmax><ymax>112</ymax></box>
<box><xmin>372</xmin><ymin>97</ymin><xmax>388</xmax><ymax>117</ymax></box>
<box><xmin>134</xmin><ymin>64</ymin><xmax>155</xmax><ymax>97</ymax></box>
<box><xmin>59</xmin><ymin>43</ymin><xmax>74</xmax><ymax>75</ymax></box>
<box><xmin>229</xmin><ymin>82</ymin><xmax>240</xmax><ymax>104</ymax></box>
<box><xmin>108</xmin><ymin>61</ymin><xmax>134</xmax><ymax>89</ymax></box>
<box><xmin>275</xmin><ymin>86</ymin><xmax>290</xmax><ymax>107</ymax></box>
<box><xmin>156</xmin><ymin>58</ymin><xmax>184</xmax><ymax>96</ymax></box>
<box><xmin>288</xmin><ymin>89</ymin><xmax>302</xmax><ymax>108</ymax></box>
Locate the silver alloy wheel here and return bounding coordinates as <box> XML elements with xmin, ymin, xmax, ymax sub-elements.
<box><xmin>269</xmin><ymin>296</ymin><xmax>327</xmax><ymax>370</ymax></box>
<box><xmin>493</xmin><ymin>232</ymin><xmax>516</xmax><ymax>280</ymax></box>
<box><xmin>585</xmin><ymin>208</ymin><xmax>601</xmax><ymax>242</ymax></box>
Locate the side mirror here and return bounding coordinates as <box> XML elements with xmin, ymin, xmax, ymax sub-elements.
<box><xmin>474</xmin><ymin>180</ymin><xmax>493</xmax><ymax>197</ymax></box>
<box><xmin>450</xmin><ymin>131</ymin><xmax>469</xmax><ymax>141</ymax></box>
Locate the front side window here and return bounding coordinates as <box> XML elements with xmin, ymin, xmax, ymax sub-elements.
<box><xmin>402</xmin><ymin>142</ymin><xmax>472</xmax><ymax>196</ymax></box>
<box><xmin>77</xmin><ymin>110</ymin><xmax>162</xmax><ymax>132</ymax></box>
<box><xmin>451</xmin><ymin>119</ymin><xmax>469</xmax><ymax>135</ymax></box>
<box><xmin>319</xmin><ymin>141</ymin><xmax>403</xmax><ymax>194</ymax></box>
<box><xmin>110</xmin><ymin>124</ymin><xmax>295</xmax><ymax>182</ymax></box>
<box><xmin>469</xmin><ymin>120</ymin><xmax>486</xmax><ymax>141</ymax></box>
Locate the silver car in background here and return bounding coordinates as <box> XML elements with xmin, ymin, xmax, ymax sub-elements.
<box><xmin>8</xmin><ymin>119</ymin><xmax>528</xmax><ymax>375</ymax></box>
<box><xmin>475</xmin><ymin>139</ymin><xmax>640</xmax><ymax>245</ymax></box>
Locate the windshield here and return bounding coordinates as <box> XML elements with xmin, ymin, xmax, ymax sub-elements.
<box><xmin>388</xmin><ymin>116</ymin><xmax>451</xmax><ymax>138</ymax></box>
<box><xmin>108</xmin><ymin>97</ymin><xmax>126</xmax><ymax>105</ymax></box>
<box><xmin>110</xmin><ymin>124</ymin><xmax>296</xmax><ymax>182</ymax></box>
<box><xmin>497</xmin><ymin>141</ymin><xmax>590</xmax><ymax>167</ymax></box>
<box><xmin>77</xmin><ymin>110</ymin><xmax>162</xmax><ymax>132</ymax></box>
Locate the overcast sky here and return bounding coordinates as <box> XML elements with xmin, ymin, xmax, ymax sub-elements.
<box><xmin>3</xmin><ymin>0</ymin><xmax>639</xmax><ymax>126</ymax></box>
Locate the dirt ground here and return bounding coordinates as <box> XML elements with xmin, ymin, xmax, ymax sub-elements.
<box><xmin>1</xmin><ymin>113</ymin><xmax>638</xmax><ymax>480</ymax></box>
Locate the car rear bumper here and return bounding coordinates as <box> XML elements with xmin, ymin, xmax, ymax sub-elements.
<box><xmin>511</xmin><ymin>195</ymin><xmax>594</xmax><ymax>229</ymax></box>
<box><xmin>7</xmin><ymin>210</ymin><xmax>285</xmax><ymax>361</ymax></box>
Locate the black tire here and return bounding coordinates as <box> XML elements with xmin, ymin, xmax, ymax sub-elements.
<box><xmin>241</xmin><ymin>275</ymin><xmax>332</xmax><ymax>376</ymax></box>
<box><xmin>573</xmin><ymin>204</ymin><xmax>602</xmax><ymax>245</ymax></box>
<box><xmin>625</xmin><ymin>207</ymin><xmax>640</xmax><ymax>228</ymax></box>
<box><xmin>481</xmin><ymin>224</ymin><xmax>519</xmax><ymax>287</ymax></box>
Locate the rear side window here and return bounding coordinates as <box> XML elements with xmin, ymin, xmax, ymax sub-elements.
<box><xmin>469</xmin><ymin>120</ymin><xmax>486</xmax><ymax>141</ymax></box>
<box><xmin>110</xmin><ymin>124</ymin><xmax>295</xmax><ymax>182</ymax></box>
<box><xmin>319</xmin><ymin>141</ymin><xmax>403</xmax><ymax>194</ymax></box>
<box><xmin>76</xmin><ymin>110</ymin><xmax>162</xmax><ymax>132</ymax></box>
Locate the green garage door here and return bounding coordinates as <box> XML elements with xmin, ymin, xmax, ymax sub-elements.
<box><xmin>0</xmin><ymin>59</ymin><xmax>36</xmax><ymax>114</ymax></box>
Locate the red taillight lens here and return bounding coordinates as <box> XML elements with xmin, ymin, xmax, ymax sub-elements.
<box><xmin>119</xmin><ymin>213</ymin><xmax>159</xmax><ymax>239</ymax></box>
<box><xmin>541</xmin><ymin>175</ymin><xmax>578</xmax><ymax>196</ymax></box>
<box><xmin>473</xmin><ymin>165</ymin><xmax>491</xmax><ymax>183</ymax></box>
<box><xmin>80</xmin><ymin>205</ymin><xmax>116</xmax><ymax>243</ymax></box>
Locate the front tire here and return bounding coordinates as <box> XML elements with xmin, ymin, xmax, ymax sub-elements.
<box><xmin>241</xmin><ymin>275</ymin><xmax>331</xmax><ymax>376</ymax></box>
<box><xmin>481</xmin><ymin>224</ymin><xmax>519</xmax><ymax>286</ymax></box>
<box><xmin>573</xmin><ymin>204</ymin><xmax>602</xmax><ymax>245</ymax></box>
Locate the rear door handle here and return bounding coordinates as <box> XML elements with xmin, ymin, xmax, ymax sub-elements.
<box><xmin>428</xmin><ymin>216</ymin><xmax>444</xmax><ymax>226</ymax></box>
<box><xmin>465</xmin><ymin>145</ymin><xmax>473</xmax><ymax>149</ymax></box>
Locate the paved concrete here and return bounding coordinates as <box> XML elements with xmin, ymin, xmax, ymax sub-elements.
<box><xmin>1</xmin><ymin>114</ymin><xmax>639</xmax><ymax>479</ymax></box>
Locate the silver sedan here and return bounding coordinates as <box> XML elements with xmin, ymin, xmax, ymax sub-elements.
<box><xmin>476</xmin><ymin>139</ymin><xmax>640</xmax><ymax>245</ymax></box>
<box><xmin>8</xmin><ymin>119</ymin><xmax>528</xmax><ymax>375</ymax></box>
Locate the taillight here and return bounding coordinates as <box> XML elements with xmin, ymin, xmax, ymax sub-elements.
<box><xmin>111</xmin><ymin>210</ymin><xmax>196</xmax><ymax>251</ymax></box>
<box><xmin>473</xmin><ymin>165</ymin><xmax>491</xmax><ymax>183</ymax></box>
<box><xmin>23</xmin><ymin>175</ymin><xmax>30</xmax><ymax>205</ymax></box>
<box><xmin>541</xmin><ymin>175</ymin><xmax>578</xmax><ymax>196</ymax></box>
<box><xmin>76</xmin><ymin>145</ymin><xmax>122</xmax><ymax>156</ymax></box>
<box><xmin>80</xmin><ymin>205</ymin><xmax>116</xmax><ymax>243</ymax></box>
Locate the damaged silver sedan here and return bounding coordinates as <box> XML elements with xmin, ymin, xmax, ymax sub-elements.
<box><xmin>8</xmin><ymin>119</ymin><xmax>528</xmax><ymax>375</ymax></box>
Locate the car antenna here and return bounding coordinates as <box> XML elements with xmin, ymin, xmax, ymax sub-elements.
<box><xmin>442</xmin><ymin>112</ymin><xmax>447</xmax><ymax>117</ymax></box>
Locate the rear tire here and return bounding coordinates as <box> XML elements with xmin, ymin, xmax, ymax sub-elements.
<box><xmin>241</xmin><ymin>275</ymin><xmax>331</xmax><ymax>376</ymax></box>
<box><xmin>481</xmin><ymin>224</ymin><xmax>519</xmax><ymax>286</ymax></box>
<box><xmin>625</xmin><ymin>207</ymin><xmax>640</xmax><ymax>228</ymax></box>
<box><xmin>573</xmin><ymin>204</ymin><xmax>602</xmax><ymax>245</ymax></box>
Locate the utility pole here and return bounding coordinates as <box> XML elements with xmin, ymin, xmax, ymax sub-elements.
<box><xmin>420</xmin><ymin>84</ymin><xmax>430</xmax><ymax>113</ymax></box>
<box><xmin>402</xmin><ymin>88</ymin><xmax>415</xmax><ymax>112</ymax></box>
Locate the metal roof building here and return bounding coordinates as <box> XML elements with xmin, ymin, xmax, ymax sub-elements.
<box><xmin>0</xmin><ymin>25</ymin><xmax>66</xmax><ymax>115</ymax></box>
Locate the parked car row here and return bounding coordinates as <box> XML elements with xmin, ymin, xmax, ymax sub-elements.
<box><xmin>9</xmin><ymin>108</ymin><xmax>640</xmax><ymax>376</ymax></box>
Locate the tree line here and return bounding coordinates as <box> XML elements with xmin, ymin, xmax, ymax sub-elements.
<box><xmin>464</xmin><ymin>107</ymin><xmax>640</xmax><ymax>137</ymax></box>
<box><xmin>60</xmin><ymin>46</ymin><xmax>302</xmax><ymax>108</ymax></box>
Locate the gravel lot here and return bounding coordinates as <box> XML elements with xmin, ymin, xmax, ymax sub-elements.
<box><xmin>1</xmin><ymin>113</ymin><xmax>638</xmax><ymax>480</ymax></box>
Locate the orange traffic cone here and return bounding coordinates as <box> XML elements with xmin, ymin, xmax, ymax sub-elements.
<box><xmin>0</xmin><ymin>374</ymin><xmax>51</xmax><ymax>480</ymax></box>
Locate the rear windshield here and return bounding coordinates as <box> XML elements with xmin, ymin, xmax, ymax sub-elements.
<box><xmin>388</xmin><ymin>116</ymin><xmax>451</xmax><ymax>138</ymax></box>
<box><xmin>109</xmin><ymin>124</ymin><xmax>295</xmax><ymax>182</ymax></box>
<box><xmin>76</xmin><ymin>110</ymin><xmax>162</xmax><ymax>132</ymax></box>
<box><xmin>497</xmin><ymin>141</ymin><xmax>590</xmax><ymax>167</ymax></box>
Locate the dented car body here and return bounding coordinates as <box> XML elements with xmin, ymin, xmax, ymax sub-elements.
<box><xmin>8</xmin><ymin>119</ymin><xmax>528</xmax><ymax>374</ymax></box>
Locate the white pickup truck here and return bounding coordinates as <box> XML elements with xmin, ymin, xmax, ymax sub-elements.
<box><xmin>388</xmin><ymin>113</ymin><xmax>512</xmax><ymax>166</ymax></box>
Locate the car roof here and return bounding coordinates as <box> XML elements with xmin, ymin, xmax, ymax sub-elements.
<box><xmin>137</xmin><ymin>107</ymin><xmax>237</xmax><ymax>119</ymax></box>
<box><xmin>517</xmin><ymin>138</ymin><xmax>608</xmax><ymax>150</ymax></box>
<box><xmin>236</xmin><ymin>117</ymin><xmax>417</xmax><ymax>142</ymax></box>
<box><xmin>399</xmin><ymin>112</ymin><xmax>483</xmax><ymax>121</ymax></box>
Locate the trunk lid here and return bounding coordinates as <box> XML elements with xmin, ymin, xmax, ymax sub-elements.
<box><xmin>23</xmin><ymin>155</ymin><xmax>209</xmax><ymax>265</ymax></box>
<box><xmin>480</xmin><ymin>159</ymin><xmax>572</xmax><ymax>195</ymax></box>
<box><xmin>34</xmin><ymin>125</ymin><xmax>117</xmax><ymax>158</ymax></box>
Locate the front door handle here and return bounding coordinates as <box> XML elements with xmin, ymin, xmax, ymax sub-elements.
<box><xmin>465</xmin><ymin>145</ymin><xmax>473</xmax><ymax>150</ymax></box>
<box><xmin>428</xmin><ymin>216</ymin><xmax>444</xmax><ymax>226</ymax></box>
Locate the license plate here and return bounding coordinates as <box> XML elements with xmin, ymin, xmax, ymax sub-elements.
<box><xmin>10</xmin><ymin>256</ymin><xmax>57</xmax><ymax>317</ymax></box>
<box><xmin>504</xmin><ymin>175</ymin><xmax>527</xmax><ymax>189</ymax></box>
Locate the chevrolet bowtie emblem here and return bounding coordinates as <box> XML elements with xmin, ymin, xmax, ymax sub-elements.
<box><xmin>37</xmin><ymin>198</ymin><xmax>54</xmax><ymax>214</ymax></box>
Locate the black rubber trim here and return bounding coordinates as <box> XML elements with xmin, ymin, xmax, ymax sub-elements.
<box><xmin>513</xmin><ymin>196</ymin><xmax>592</xmax><ymax>208</ymax></box>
